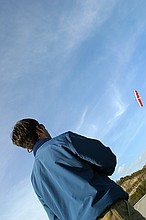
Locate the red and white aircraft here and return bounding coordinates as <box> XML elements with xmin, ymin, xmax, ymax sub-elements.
<box><xmin>134</xmin><ymin>90</ymin><xmax>143</xmax><ymax>107</ymax></box>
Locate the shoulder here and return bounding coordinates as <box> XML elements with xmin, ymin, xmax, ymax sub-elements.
<box><xmin>53</xmin><ymin>131</ymin><xmax>76</xmax><ymax>141</ymax></box>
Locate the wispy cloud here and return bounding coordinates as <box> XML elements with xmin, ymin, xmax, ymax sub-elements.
<box><xmin>116</xmin><ymin>151</ymin><xmax>146</xmax><ymax>179</ymax></box>
<box><xmin>0</xmin><ymin>0</ymin><xmax>119</xmax><ymax>100</ymax></box>
<box><xmin>119</xmin><ymin>110</ymin><xmax>146</xmax><ymax>156</ymax></box>
<box><xmin>117</xmin><ymin>163</ymin><xmax>126</xmax><ymax>175</ymax></box>
<box><xmin>61</xmin><ymin>0</ymin><xmax>117</xmax><ymax>52</ymax></box>
<box><xmin>107</xmin><ymin>85</ymin><xmax>128</xmax><ymax>125</ymax></box>
<box><xmin>75</xmin><ymin>107</ymin><xmax>89</xmax><ymax>132</ymax></box>
<box><xmin>124</xmin><ymin>151</ymin><xmax>146</xmax><ymax>176</ymax></box>
<box><xmin>125</xmin><ymin>118</ymin><xmax>145</xmax><ymax>148</ymax></box>
<box><xmin>74</xmin><ymin>83</ymin><xmax>127</xmax><ymax>140</ymax></box>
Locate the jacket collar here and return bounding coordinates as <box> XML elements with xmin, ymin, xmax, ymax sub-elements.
<box><xmin>33</xmin><ymin>138</ymin><xmax>50</xmax><ymax>156</ymax></box>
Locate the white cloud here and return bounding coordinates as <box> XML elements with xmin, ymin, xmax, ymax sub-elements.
<box><xmin>62</xmin><ymin>0</ymin><xmax>117</xmax><ymax>52</ymax></box>
<box><xmin>124</xmin><ymin>151</ymin><xmax>146</xmax><ymax>176</ymax></box>
<box><xmin>75</xmin><ymin>107</ymin><xmax>89</xmax><ymax>132</ymax></box>
<box><xmin>125</xmin><ymin>120</ymin><xmax>145</xmax><ymax>148</ymax></box>
<box><xmin>86</xmin><ymin>123</ymin><xmax>99</xmax><ymax>138</ymax></box>
<box><xmin>117</xmin><ymin>164</ymin><xmax>126</xmax><ymax>175</ymax></box>
<box><xmin>115</xmin><ymin>151</ymin><xmax>146</xmax><ymax>179</ymax></box>
<box><xmin>110</xmin><ymin>110</ymin><xmax>146</xmax><ymax>163</ymax></box>
<box><xmin>107</xmin><ymin>85</ymin><xmax>127</xmax><ymax>125</ymax></box>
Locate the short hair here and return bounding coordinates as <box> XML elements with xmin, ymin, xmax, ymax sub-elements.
<box><xmin>11</xmin><ymin>118</ymin><xmax>39</xmax><ymax>150</ymax></box>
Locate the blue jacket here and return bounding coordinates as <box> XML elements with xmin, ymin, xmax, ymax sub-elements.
<box><xmin>31</xmin><ymin>131</ymin><xmax>128</xmax><ymax>220</ymax></box>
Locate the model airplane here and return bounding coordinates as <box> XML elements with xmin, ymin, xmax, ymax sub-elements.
<box><xmin>134</xmin><ymin>90</ymin><xmax>143</xmax><ymax>107</ymax></box>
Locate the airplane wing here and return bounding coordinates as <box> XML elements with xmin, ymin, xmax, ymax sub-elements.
<box><xmin>134</xmin><ymin>90</ymin><xmax>143</xmax><ymax>107</ymax></box>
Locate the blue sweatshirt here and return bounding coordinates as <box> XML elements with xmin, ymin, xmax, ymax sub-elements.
<box><xmin>31</xmin><ymin>131</ymin><xmax>128</xmax><ymax>220</ymax></box>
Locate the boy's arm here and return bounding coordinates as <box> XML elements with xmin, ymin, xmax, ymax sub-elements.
<box><xmin>65</xmin><ymin>131</ymin><xmax>116</xmax><ymax>176</ymax></box>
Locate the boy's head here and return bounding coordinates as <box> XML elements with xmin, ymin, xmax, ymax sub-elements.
<box><xmin>12</xmin><ymin>118</ymin><xmax>39</xmax><ymax>151</ymax></box>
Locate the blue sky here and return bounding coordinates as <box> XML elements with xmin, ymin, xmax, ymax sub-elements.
<box><xmin>1</xmin><ymin>0</ymin><xmax>146</xmax><ymax>219</ymax></box>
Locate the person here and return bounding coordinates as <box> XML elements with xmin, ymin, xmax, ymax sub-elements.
<box><xmin>11</xmin><ymin>118</ymin><xmax>145</xmax><ymax>220</ymax></box>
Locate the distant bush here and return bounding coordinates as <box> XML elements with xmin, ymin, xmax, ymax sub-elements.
<box><xmin>117</xmin><ymin>166</ymin><xmax>146</xmax><ymax>205</ymax></box>
<box><xmin>117</xmin><ymin>167</ymin><xmax>146</xmax><ymax>185</ymax></box>
<box><xmin>131</xmin><ymin>167</ymin><xmax>146</xmax><ymax>178</ymax></box>
<box><xmin>116</xmin><ymin>175</ymin><xmax>131</xmax><ymax>185</ymax></box>
<box><xmin>128</xmin><ymin>179</ymin><xmax>146</xmax><ymax>205</ymax></box>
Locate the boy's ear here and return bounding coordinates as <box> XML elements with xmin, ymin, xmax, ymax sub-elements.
<box><xmin>36</xmin><ymin>125</ymin><xmax>43</xmax><ymax>134</ymax></box>
<box><xmin>38</xmin><ymin>124</ymin><xmax>45</xmax><ymax>128</ymax></box>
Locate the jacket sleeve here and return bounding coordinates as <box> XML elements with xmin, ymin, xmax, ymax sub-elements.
<box><xmin>65</xmin><ymin>131</ymin><xmax>116</xmax><ymax>176</ymax></box>
<box><xmin>36</xmin><ymin>193</ymin><xmax>59</xmax><ymax>220</ymax></box>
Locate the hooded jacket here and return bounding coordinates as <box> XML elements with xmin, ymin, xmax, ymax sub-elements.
<box><xmin>31</xmin><ymin>131</ymin><xmax>128</xmax><ymax>220</ymax></box>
